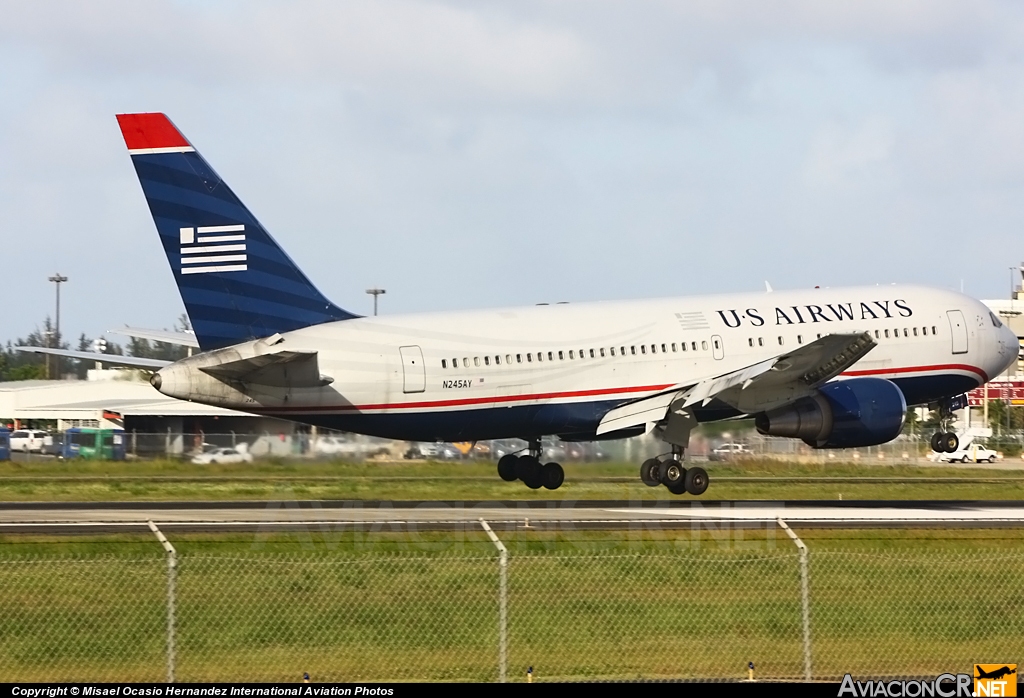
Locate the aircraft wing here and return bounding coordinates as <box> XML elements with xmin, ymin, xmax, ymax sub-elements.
<box><xmin>198</xmin><ymin>350</ymin><xmax>332</xmax><ymax>388</ymax></box>
<box><xmin>14</xmin><ymin>346</ymin><xmax>171</xmax><ymax>369</ymax></box>
<box><xmin>596</xmin><ymin>332</ymin><xmax>875</xmax><ymax>436</ymax></box>
<box><xmin>108</xmin><ymin>326</ymin><xmax>199</xmax><ymax>348</ymax></box>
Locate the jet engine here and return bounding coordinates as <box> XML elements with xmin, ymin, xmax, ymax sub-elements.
<box><xmin>754</xmin><ymin>377</ymin><xmax>906</xmax><ymax>449</ymax></box>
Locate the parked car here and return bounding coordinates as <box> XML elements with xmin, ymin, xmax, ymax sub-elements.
<box><xmin>9</xmin><ymin>430</ymin><xmax>53</xmax><ymax>453</ymax></box>
<box><xmin>929</xmin><ymin>443</ymin><xmax>999</xmax><ymax>464</ymax></box>
<box><xmin>191</xmin><ymin>446</ymin><xmax>253</xmax><ymax>464</ymax></box>
<box><xmin>314</xmin><ymin>436</ymin><xmax>387</xmax><ymax>458</ymax></box>
<box><xmin>709</xmin><ymin>443</ymin><xmax>752</xmax><ymax>461</ymax></box>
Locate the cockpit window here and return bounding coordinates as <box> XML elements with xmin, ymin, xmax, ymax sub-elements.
<box><xmin>990</xmin><ymin>312</ymin><xmax>1004</xmax><ymax>328</ymax></box>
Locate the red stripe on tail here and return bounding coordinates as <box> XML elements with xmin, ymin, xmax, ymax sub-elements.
<box><xmin>116</xmin><ymin>113</ymin><xmax>190</xmax><ymax>150</ymax></box>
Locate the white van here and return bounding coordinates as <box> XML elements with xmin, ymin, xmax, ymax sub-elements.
<box><xmin>9</xmin><ymin>430</ymin><xmax>53</xmax><ymax>453</ymax></box>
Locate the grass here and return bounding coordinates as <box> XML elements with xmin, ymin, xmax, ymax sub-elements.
<box><xmin>2</xmin><ymin>459</ymin><xmax>1023</xmax><ymax>681</ymax></box>
<box><xmin>1</xmin><ymin>528</ymin><xmax>1023</xmax><ymax>681</ymax></box>
<box><xmin>2</xmin><ymin>457</ymin><xmax>1024</xmax><ymax>501</ymax></box>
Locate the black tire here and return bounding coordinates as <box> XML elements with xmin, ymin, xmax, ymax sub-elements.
<box><xmin>541</xmin><ymin>462</ymin><xmax>564</xmax><ymax>490</ymax></box>
<box><xmin>942</xmin><ymin>432</ymin><xmax>959</xmax><ymax>453</ymax></box>
<box><xmin>658</xmin><ymin>459</ymin><xmax>685</xmax><ymax>487</ymax></box>
<box><xmin>666</xmin><ymin>478</ymin><xmax>688</xmax><ymax>495</ymax></box>
<box><xmin>929</xmin><ymin>432</ymin><xmax>943</xmax><ymax>452</ymax></box>
<box><xmin>517</xmin><ymin>456</ymin><xmax>543</xmax><ymax>489</ymax></box>
<box><xmin>497</xmin><ymin>454</ymin><xmax>519</xmax><ymax>482</ymax></box>
<box><xmin>640</xmin><ymin>458</ymin><xmax>661</xmax><ymax>487</ymax></box>
<box><xmin>684</xmin><ymin>466</ymin><xmax>709</xmax><ymax>496</ymax></box>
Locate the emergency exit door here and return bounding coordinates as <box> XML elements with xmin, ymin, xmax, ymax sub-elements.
<box><xmin>946</xmin><ymin>310</ymin><xmax>968</xmax><ymax>355</ymax></box>
<box><xmin>399</xmin><ymin>346</ymin><xmax>426</xmax><ymax>393</ymax></box>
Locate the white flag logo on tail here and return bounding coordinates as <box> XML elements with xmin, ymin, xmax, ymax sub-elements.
<box><xmin>179</xmin><ymin>225</ymin><xmax>247</xmax><ymax>275</ymax></box>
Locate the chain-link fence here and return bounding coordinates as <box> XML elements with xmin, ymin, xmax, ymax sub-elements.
<box><xmin>1</xmin><ymin>536</ymin><xmax>1023</xmax><ymax>682</ymax></box>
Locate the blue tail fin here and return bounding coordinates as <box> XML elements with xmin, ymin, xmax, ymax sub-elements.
<box><xmin>117</xmin><ymin>113</ymin><xmax>357</xmax><ymax>351</ymax></box>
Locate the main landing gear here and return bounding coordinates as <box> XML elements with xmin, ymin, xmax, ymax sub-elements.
<box><xmin>640</xmin><ymin>446</ymin><xmax>709</xmax><ymax>496</ymax></box>
<box><xmin>929</xmin><ymin>399</ymin><xmax>960</xmax><ymax>454</ymax></box>
<box><xmin>496</xmin><ymin>439</ymin><xmax>564</xmax><ymax>490</ymax></box>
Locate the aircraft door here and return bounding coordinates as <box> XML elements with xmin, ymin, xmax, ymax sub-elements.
<box><xmin>399</xmin><ymin>346</ymin><xmax>426</xmax><ymax>393</ymax></box>
<box><xmin>946</xmin><ymin>310</ymin><xmax>968</xmax><ymax>355</ymax></box>
<box><xmin>711</xmin><ymin>335</ymin><xmax>725</xmax><ymax>360</ymax></box>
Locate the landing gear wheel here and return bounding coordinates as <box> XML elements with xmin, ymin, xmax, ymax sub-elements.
<box><xmin>684</xmin><ymin>466</ymin><xmax>709</xmax><ymax>496</ymax></box>
<box><xmin>930</xmin><ymin>432</ymin><xmax>943</xmax><ymax>452</ymax></box>
<box><xmin>640</xmin><ymin>458</ymin><xmax>662</xmax><ymax>487</ymax></box>
<box><xmin>497</xmin><ymin>454</ymin><xmax>519</xmax><ymax>482</ymax></box>
<box><xmin>517</xmin><ymin>456</ymin><xmax>543</xmax><ymax>489</ymax></box>
<box><xmin>541</xmin><ymin>462</ymin><xmax>564</xmax><ymax>490</ymax></box>
<box><xmin>658</xmin><ymin>459</ymin><xmax>685</xmax><ymax>488</ymax></box>
<box><xmin>942</xmin><ymin>432</ymin><xmax>959</xmax><ymax>453</ymax></box>
<box><xmin>666</xmin><ymin>478</ymin><xmax>688</xmax><ymax>495</ymax></box>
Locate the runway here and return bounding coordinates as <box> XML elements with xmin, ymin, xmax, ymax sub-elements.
<box><xmin>3</xmin><ymin>499</ymin><xmax>1024</xmax><ymax>533</ymax></box>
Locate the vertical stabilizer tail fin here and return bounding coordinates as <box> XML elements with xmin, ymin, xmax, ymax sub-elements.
<box><xmin>117</xmin><ymin>113</ymin><xmax>357</xmax><ymax>351</ymax></box>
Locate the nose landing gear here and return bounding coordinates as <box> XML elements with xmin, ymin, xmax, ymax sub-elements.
<box><xmin>496</xmin><ymin>439</ymin><xmax>564</xmax><ymax>490</ymax></box>
<box><xmin>929</xmin><ymin>398</ymin><xmax>962</xmax><ymax>454</ymax></box>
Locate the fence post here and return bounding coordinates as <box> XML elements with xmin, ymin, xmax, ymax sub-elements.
<box><xmin>480</xmin><ymin>518</ymin><xmax>508</xmax><ymax>683</ymax></box>
<box><xmin>148</xmin><ymin>520</ymin><xmax>177</xmax><ymax>683</ymax></box>
<box><xmin>778</xmin><ymin>518</ymin><xmax>811</xmax><ymax>682</ymax></box>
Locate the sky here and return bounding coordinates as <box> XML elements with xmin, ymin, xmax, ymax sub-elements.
<box><xmin>2</xmin><ymin>1</ymin><xmax>1024</xmax><ymax>345</ymax></box>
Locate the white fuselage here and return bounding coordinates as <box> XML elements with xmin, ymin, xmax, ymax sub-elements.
<box><xmin>155</xmin><ymin>284</ymin><xmax>1017</xmax><ymax>443</ymax></box>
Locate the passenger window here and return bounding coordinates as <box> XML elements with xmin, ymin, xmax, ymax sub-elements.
<box><xmin>453</xmin><ymin>358</ymin><xmax>459</xmax><ymax>368</ymax></box>
<box><xmin>527</xmin><ymin>353</ymin><xmax>533</xmax><ymax>362</ymax></box>
<box><xmin>691</xmin><ymin>342</ymin><xmax>697</xmax><ymax>351</ymax></box>
<box><xmin>757</xmin><ymin>338</ymin><xmax>763</xmax><ymax>347</ymax></box>
<box><xmin>875</xmin><ymin>330</ymin><xmax>880</xmax><ymax>339</ymax></box>
<box><xmin>600</xmin><ymin>348</ymin><xmax>606</xmax><ymax>357</ymax></box>
<box><xmin>641</xmin><ymin>346</ymin><xmax>647</xmax><ymax>354</ymax></box>
<box><xmin>672</xmin><ymin>343</ymin><xmax>677</xmax><ymax>352</ymax></box>
<box><xmin>913</xmin><ymin>328</ymin><xmax>918</xmax><ymax>337</ymax></box>
<box><xmin>797</xmin><ymin>335</ymin><xmax>803</xmax><ymax>344</ymax></box>
<box><xmin>661</xmin><ymin>343</ymin><xmax>667</xmax><ymax>353</ymax></box>
<box><xmin>748</xmin><ymin>338</ymin><xmax>753</xmax><ymax>347</ymax></box>
<box><xmin>484</xmin><ymin>356</ymin><xmax>490</xmax><ymax>366</ymax></box>
<box><xmin>463</xmin><ymin>357</ymin><xmax>470</xmax><ymax>367</ymax></box>
<box><xmin>516</xmin><ymin>354</ymin><xmax>522</xmax><ymax>364</ymax></box>
<box><xmin>590</xmin><ymin>349</ymin><xmax>595</xmax><ymax>358</ymax></box>
<box><xmin>932</xmin><ymin>326</ymin><xmax>937</xmax><ymax>334</ymax></box>
<box><xmin>903</xmin><ymin>329</ymin><xmax>908</xmax><ymax>337</ymax></box>
<box><xmin>609</xmin><ymin>347</ymin><xmax>615</xmax><ymax>357</ymax></box>
<box><xmin>558</xmin><ymin>351</ymin><xmax>564</xmax><ymax>360</ymax></box>
<box><xmin>569</xmin><ymin>350</ymin><xmax>575</xmax><ymax>359</ymax></box>
<box><xmin>441</xmin><ymin>359</ymin><xmax>447</xmax><ymax>369</ymax></box>
<box><xmin>650</xmin><ymin>345</ymin><xmax>656</xmax><ymax>354</ymax></box>
<box><xmin>495</xmin><ymin>355</ymin><xmax>501</xmax><ymax>365</ymax></box>
<box><xmin>631</xmin><ymin>346</ymin><xmax>636</xmax><ymax>355</ymax></box>
<box><xmin>548</xmin><ymin>351</ymin><xmax>553</xmax><ymax>361</ymax></box>
<box><xmin>537</xmin><ymin>352</ymin><xmax>543</xmax><ymax>362</ymax></box>
<box><xmin>474</xmin><ymin>357</ymin><xmax>481</xmax><ymax>367</ymax></box>
<box><xmin>620</xmin><ymin>346</ymin><xmax>626</xmax><ymax>355</ymax></box>
<box><xmin>884</xmin><ymin>330</ymin><xmax>889</xmax><ymax>338</ymax></box>
<box><xmin>506</xmin><ymin>354</ymin><xmax>512</xmax><ymax>364</ymax></box>
<box><xmin>702</xmin><ymin>341</ymin><xmax>708</xmax><ymax>350</ymax></box>
<box><xmin>681</xmin><ymin>343</ymin><xmax>687</xmax><ymax>352</ymax></box>
<box><xmin>778</xmin><ymin>337</ymin><xmax>783</xmax><ymax>346</ymax></box>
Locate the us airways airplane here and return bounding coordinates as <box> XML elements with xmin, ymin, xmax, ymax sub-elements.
<box><xmin>38</xmin><ymin>112</ymin><xmax>1021</xmax><ymax>496</ymax></box>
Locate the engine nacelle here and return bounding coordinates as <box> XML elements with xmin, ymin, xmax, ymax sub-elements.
<box><xmin>754</xmin><ymin>377</ymin><xmax>907</xmax><ymax>449</ymax></box>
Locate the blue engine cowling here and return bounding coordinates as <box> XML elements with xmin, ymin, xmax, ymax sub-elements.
<box><xmin>754</xmin><ymin>377</ymin><xmax>907</xmax><ymax>449</ymax></box>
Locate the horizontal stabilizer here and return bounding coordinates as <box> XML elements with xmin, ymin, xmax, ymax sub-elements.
<box><xmin>109</xmin><ymin>326</ymin><xmax>199</xmax><ymax>348</ymax></box>
<box><xmin>199</xmin><ymin>350</ymin><xmax>331</xmax><ymax>388</ymax></box>
<box><xmin>14</xmin><ymin>346</ymin><xmax>170</xmax><ymax>369</ymax></box>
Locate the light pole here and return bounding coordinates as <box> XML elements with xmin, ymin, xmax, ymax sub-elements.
<box><xmin>49</xmin><ymin>273</ymin><xmax>68</xmax><ymax>379</ymax></box>
<box><xmin>366</xmin><ymin>288</ymin><xmax>386</xmax><ymax>316</ymax></box>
